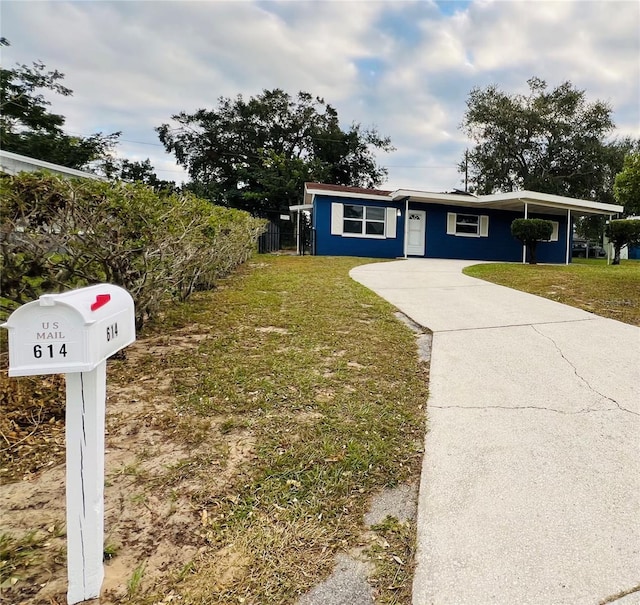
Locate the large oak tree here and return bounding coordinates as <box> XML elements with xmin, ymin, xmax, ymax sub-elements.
<box><xmin>0</xmin><ymin>54</ymin><xmax>119</xmax><ymax>170</ymax></box>
<box><xmin>156</xmin><ymin>89</ymin><xmax>394</xmax><ymax>215</ymax></box>
<box><xmin>460</xmin><ymin>77</ymin><xmax>634</xmax><ymax>205</ymax></box>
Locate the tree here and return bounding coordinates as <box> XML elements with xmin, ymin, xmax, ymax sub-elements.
<box><xmin>605</xmin><ymin>219</ymin><xmax>640</xmax><ymax>265</ymax></box>
<box><xmin>460</xmin><ymin>77</ymin><xmax>632</xmax><ymax>204</ymax></box>
<box><xmin>614</xmin><ymin>152</ymin><xmax>640</xmax><ymax>216</ymax></box>
<box><xmin>511</xmin><ymin>218</ymin><xmax>554</xmax><ymax>264</ymax></box>
<box><xmin>99</xmin><ymin>157</ymin><xmax>177</xmax><ymax>192</ymax></box>
<box><xmin>157</xmin><ymin>89</ymin><xmax>393</xmax><ymax>215</ymax></box>
<box><xmin>0</xmin><ymin>47</ymin><xmax>119</xmax><ymax>169</ymax></box>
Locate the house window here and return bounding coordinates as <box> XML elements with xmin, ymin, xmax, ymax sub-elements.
<box><xmin>331</xmin><ymin>202</ymin><xmax>396</xmax><ymax>239</ymax></box>
<box><xmin>447</xmin><ymin>212</ymin><xmax>489</xmax><ymax>237</ymax></box>
<box><xmin>545</xmin><ymin>221</ymin><xmax>559</xmax><ymax>242</ymax></box>
<box><xmin>343</xmin><ymin>204</ymin><xmax>385</xmax><ymax>236</ymax></box>
<box><xmin>456</xmin><ymin>214</ymin><xmax>480</xmax><ymax>235</ymax></box>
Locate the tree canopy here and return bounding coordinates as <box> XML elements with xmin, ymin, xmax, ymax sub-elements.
<box><xmin>157</xmin><ymin>89</ymin><xmax>394</xmax><ymax>215</ymax></box>
<box><xmin>460</xmin><ymin>77</ymin><xmax>634</xmax><ymax>204</ymax></box>
<box><xmin>614</xmin><ymin>152</ymin><xmax>640</xmax><ymax>216</ymax></box>
<box><xmin>1</xmin><ymin>46</ymin><xmax>170</xmax><ymax>185</ymax></box>
<box><xmin>0</xmin><ymin>55</ymin><xmax>119</xmax><ymax>170</ymax></box>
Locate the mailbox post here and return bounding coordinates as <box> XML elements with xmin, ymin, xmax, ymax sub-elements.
<box><xmin>2</xmin><ymin>284</ymin><xmax>135</xmax><ymax>604</ymax></box>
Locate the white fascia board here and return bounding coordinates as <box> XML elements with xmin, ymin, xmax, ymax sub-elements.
<box><xmin>479</xmin><ymin>190</ymin><xmax>623</xmax><ymax>214</ymax></box>
<box><xmin>0</xmin><ymin>150</ymin><xmax>106</xmax><ymax>181</ymax></box>
<box><xmin>305</xmin><ymin>187</ymin><xmax>392</xmax><ymax>202</ymax></box>
<box><xmin>391</xmin><ymin>189</ymin><xmax>480</xmax><ymax>205</ymax></box>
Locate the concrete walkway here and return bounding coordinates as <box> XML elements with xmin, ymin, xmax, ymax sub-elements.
<box><xmin>350</xmin><ymin>259</ymin><xmax>640</xmax><ymax>605</ymax></box>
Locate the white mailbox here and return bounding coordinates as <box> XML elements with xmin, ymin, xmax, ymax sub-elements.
<box><xmin>2</xmin><ymin>283</ymin><xmax>136</xmax><ymax>604</ymax></box>
<box><xmin>3</xmin><ymin>284</ymin><xmax>135</xmax><ymax>377</ymax></box>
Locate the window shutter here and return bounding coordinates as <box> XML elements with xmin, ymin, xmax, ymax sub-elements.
<box><xmin>479</xmin><ymin>215</ymin><xmax>489</xmax><ymax>237</ymax></box>
<box><xmin>447</xmin><ymin>213</ymin><xmax>456</xmax><ymax>235</ymax></box>
<box><xmin>385</xmin><ymin>207</ymin><xmax>397</xmax><ymax>238</ymax></box>
<box><xmin>550</xmin><ymin>221</ymin><xmax>559</xmax><ymax>242</ymax></box>
<box><xmin>331</xmin><ymin>203</ymin><xmax>343</xmax><ymax>235</ymax></box>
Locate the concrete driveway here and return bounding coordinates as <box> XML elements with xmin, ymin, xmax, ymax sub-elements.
<box><xmin>350</xmin><ymin>259</ymin><xmax>640</xmax><ymax>605</ymax></box>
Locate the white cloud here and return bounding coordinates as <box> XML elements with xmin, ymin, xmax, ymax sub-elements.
<box><xmin>1</xmin><ymin>0</ymin><xmax>638</xmax><ymax>194</ymax></box>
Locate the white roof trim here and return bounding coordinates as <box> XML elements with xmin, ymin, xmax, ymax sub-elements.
<box><xmin>479</xmin><ymin>190</ymin><xmax>623</xmax><ymax>213</ymax></box>
<box><xmin>390</xmin><ymin>187</ymin><xmax>622</xmax><ymax>215</ymax></box>
<box><xmin>391</xmin><ymin>189</ymin><xmax>479</xmax><ymax>204</ymax></box>
<box><xmin>0</xmin><ymin>150</ymin><xmax>107</xmax><ymax>181</ymax></box>
<box><xmin>304</xmin><ymin>185</ymin><xmax>391</xmax><ymax>205</ymax></box>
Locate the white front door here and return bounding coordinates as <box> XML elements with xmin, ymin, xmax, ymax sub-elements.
<box><xmin>406</xmin><ymin>210</ymin><xmax>426</xmax><ymax>256</ymax></box>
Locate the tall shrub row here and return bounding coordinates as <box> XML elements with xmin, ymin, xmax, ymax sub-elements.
<box><xmin>0</xmin><ymin>173</ymin><xmax>267</xmax><ymax>328</ymax></box>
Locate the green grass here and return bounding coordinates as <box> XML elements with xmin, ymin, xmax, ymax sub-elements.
<box><xmin>464</xmin><ymin>258</ymin><xmax>640</xmax><ymax>326</ymax></box>
<box><xmin>0</xmin><ymin>530</ymin><xmax>47</xmax><ymax>588</ymax></box>
<box><xmin>108</xmin><ymin>255</ymin><xmax>429</xmax><ymax>604</ymax></box>
<box><xmin>127</xmin><ymin>562</ymin><xmax>146</xmax><ymax>597</ymax></box>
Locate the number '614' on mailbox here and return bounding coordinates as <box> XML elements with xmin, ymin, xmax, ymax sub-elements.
<box><xmin>2</xmin><ymin>284</ymin><xmax>136</xmax><ymax>377</ymax></box>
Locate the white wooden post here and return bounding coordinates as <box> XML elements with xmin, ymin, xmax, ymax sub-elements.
<box><xmin>65</xmin><ymin>361</ymin><xmax>107</xmax><ymax>603</ymax></box>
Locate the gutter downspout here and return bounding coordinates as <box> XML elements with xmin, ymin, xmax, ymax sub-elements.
<box><xmin>522</xmin><ymin>202</ymin><xmax>528</xmax><ymax>264</ymax></box>
<box><xmin>565</xmin><ymin>209</ymin><xmax>571</xmax><ymax>265</ymax></box>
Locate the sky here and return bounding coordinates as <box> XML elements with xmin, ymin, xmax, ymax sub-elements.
<box><xmin>1</xmin><ymin>0</ymin><xmax>639</xmax><ymax>194</ymax></box>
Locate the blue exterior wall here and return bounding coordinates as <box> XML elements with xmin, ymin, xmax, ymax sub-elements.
<box><xmin>419</xmin><ymin>203</ymin><xmax>569</xmax><ymax>263</ymax></box>
<box><xmin>313</xmin><ymin>194</ymin><xmax>404</xmax><ymax>258</ymax></box>
<box><xmin>313</xmin><ymin>194</ymin><xmax>571</xmax><ymax>263</ymax></box>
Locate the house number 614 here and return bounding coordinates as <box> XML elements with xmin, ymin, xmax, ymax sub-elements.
<box><xmin>106</xmin><ymin>323</ymin><xmax>118</xmax><ymax>341</ymax></box>
<box><xmin>34</xmin><ymin>344</ymin><xmax>68</xmax><ymax>359</ymax></box>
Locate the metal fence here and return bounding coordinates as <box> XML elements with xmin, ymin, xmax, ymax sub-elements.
<box><xmin>258</xmin><ymin>221</ymin><xmax>280</xmax><ymax>253</ymax></box>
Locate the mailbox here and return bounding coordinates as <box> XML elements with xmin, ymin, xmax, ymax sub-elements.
<box><xmin>2</xmin><ymin>284</ymin><xmax>135</xmax><ymax>377</ymax></box>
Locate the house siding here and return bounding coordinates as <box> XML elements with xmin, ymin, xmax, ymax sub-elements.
<box><xmin>314</xmin><ymin>194</ymin><xmax>571</xmax><ymax>263</ymax></box>
<box><xmin>421</xmin><ymin>203</ymin><xmax>569</xmax><ymax>263</ymax></box>
<box><xmin>313</xmin><ymin>195</ymin><xmax>404</xmax><ymax>258</ymax></box>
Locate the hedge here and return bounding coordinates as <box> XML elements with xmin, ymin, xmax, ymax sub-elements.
<box><xmin>0</xmin><ymin>172</ymin><xmax>267</xmax><ymax>328</ymax></box>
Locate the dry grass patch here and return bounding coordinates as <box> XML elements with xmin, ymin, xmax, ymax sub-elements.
<box><xmin>464</xmin><ymin>259</ymin><xmax>640</xmax><ymax>326</ymax></box>
<box><xmin>0</xmin><ymin>255</ymin><xmax>428</xmax><ymax>604</ymax></box>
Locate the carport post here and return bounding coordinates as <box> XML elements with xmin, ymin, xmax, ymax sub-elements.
<box><xmin>565</xmin><ymin>210</ymin><xmax>571</xmax><ymax>265</ymax></box>
<box><xmin>606</xmin><ymin>214</ymin><xmax>613</xmax><ymax>265</ymax></box>
<box><xmin>522</xmin><ymin>202</ymin><xmax>528</xmax><ymax>264</ymax></box>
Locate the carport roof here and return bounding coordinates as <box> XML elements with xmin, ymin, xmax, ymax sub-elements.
<box><xmin>391</xmin><ymin>188</ymin><xmax>623</xmax><ymax>216</ymax></box>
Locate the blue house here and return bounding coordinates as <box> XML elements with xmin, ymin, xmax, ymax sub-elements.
<box><xmin>290</xmin><ymin>183</ymin><xmax>624</xmax><ymax>263</ymax></box>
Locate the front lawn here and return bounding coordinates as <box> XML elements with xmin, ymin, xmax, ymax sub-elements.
<box><xmin>463</xmin><ymin>259</ymin><xmax>640</xmax><ymax>326</ymax></box>
<box><xmin>1</xmin><ymin>255</ymin><xmax>428</xmax><ymax>604</ymax></box>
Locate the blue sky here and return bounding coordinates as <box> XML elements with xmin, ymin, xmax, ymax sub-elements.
<box><xmin>1</xmin><ymin>0</ymin><xmax>638</xmax><ymax>193</ymax></box>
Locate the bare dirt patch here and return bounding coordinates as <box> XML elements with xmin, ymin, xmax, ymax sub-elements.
<box><xmin>0</xmin><ymin>330</ymin><xmax>253</xmax><ymax>603</ymax></box>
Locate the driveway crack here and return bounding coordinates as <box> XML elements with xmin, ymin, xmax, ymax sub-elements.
<box><xmin>598</xmin><ymin>583</ymin><xmax>640</xmax><ymax>604</ymax></box>
<box><xmin>429</xmin><ymin>404</ymin><xmax>616</xmax><ymax>415</ymax></box>
<box><xmin>531</xmin><ymin>325</ymin><xmax>639</xmax><ymax>417</ymax></box>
